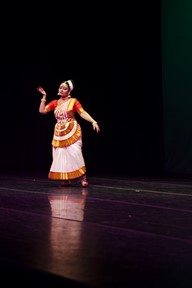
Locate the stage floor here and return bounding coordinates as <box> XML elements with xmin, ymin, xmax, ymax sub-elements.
<box><xmin>0</xmin><ymin>173</ymin><xmax>192</xmax><ymax>288</ymax></box>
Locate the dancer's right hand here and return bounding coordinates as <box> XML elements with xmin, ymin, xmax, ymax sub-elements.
<box><xmin>37</xmin><ymin>86</ymin><xmax>46</xmax><ymax>96</ymax></box>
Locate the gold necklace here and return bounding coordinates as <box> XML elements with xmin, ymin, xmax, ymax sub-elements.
<box><xmin>58</xmin><ymin>97</ymin><xmax>70</xmax><ymax>105</ymax></box>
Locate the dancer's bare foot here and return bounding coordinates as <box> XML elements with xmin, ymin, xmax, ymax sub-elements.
<box><xmin>81</xmin><ymin>181</ymin><xmax>88</xmax><ymax>187</ymax></box>
<box><xmin>78</xmin><ymin>175</ymin><xmax>88</xmax><ymax>187</ymax></box>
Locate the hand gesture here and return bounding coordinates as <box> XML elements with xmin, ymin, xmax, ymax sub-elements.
<box><xmin>92</xmin><ymin>122</ymin><xmax>100</xmax><ymax>133</ymax></box>
<box><xmin>37</xmin><ymin>86</ymin><xmax>46</xmax><ymax>96</ymax></box>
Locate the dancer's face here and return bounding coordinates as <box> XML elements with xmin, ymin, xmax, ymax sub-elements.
<box><xmin>58</xmin><ymin>83</ymin><xmax>69</xmax><ymax>97</ymax></box>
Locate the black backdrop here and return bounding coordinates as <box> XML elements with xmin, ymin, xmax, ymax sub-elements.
<box><xmin>0</xmin><ymin>1</ymin><xmax>163</xmax><ymax>178</ymax></box>
<box><xmin>162</xmin><ymin>0</ymin><xmax>192</xmax><ymax>178</ymax></box>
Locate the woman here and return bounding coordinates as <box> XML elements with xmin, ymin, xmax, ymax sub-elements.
<box><xmin>37</xmin><ymin>79</ymin><xmax>100</xmax><ymax>187</ymax></box>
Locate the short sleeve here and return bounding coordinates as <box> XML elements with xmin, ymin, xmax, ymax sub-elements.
<box><xmin>45</xmin><ymin>100</ymin><xmax>58</xmax><ymax>112</ymax></box>
<box><xmin>73</xmin><ymin>99</ymin><xmax>85</xmax><ymax>114</ymax></box>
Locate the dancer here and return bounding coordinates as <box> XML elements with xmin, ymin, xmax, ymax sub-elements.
<box><xmin>37</xmin><ymin>79</ymin><xmax>100</xmax><ymax>187</ymax></box>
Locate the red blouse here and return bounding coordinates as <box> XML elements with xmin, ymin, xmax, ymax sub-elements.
<box><xmin>45</xmin><ymin>98</ymin><xmax>84</xmax><ymax>114</ymax></box>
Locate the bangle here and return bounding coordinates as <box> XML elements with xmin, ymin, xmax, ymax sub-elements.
<box><xmin>41</xmin><ymin>98</ymin><xmax>46</xmax><ymax>102</ymax></box>
<box><xmin>92</xmin><ymin>121</ymin><xmax>97</xmax><ymax>125</ymax></box>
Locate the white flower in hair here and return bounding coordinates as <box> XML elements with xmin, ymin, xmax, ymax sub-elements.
<box><xmin>67</xmin><ymin>80</ymin><xmax>73</xmax><ymax>92</ymax></box>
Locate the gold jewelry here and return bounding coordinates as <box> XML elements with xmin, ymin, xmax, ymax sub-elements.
<box><xmin>41</xmin><ymin>98</ymin><xmax>46</xmax><ymax>102</ymax></box>
<box><xmin>58</xmin><ymin>96</ymin><xmax>71</xmax><ymax>105</ymax></box>
<box><xmin>92</xmin><ymin>121</ymin><xmax>97</xmax><ymax>125</ymax></box>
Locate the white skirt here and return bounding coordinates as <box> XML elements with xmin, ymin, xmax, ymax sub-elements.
<box><xmin>48</xmin><ymin>138</ymin><xmax>86</xmax><ymax>180</ymax></box>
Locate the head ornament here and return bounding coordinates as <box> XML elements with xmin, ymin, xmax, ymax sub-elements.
<box><xmin>66</xmin><ymin>80</ymin><xmax>73</xmax><ymax>92</ymax></box>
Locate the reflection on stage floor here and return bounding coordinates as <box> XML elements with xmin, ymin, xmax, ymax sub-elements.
<box><xmin>0</xmin><ymin>173</ymin><xmax>192</xmax><ymax>288</ymax></box>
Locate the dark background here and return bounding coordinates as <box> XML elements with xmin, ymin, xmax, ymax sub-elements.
<box><xmin>162</xmin><ymin>0</ymin><xmax>192</xmax><ymax>177</ymax></box>
<box><xmin>0</xmin><ymin>1</ymin><xmax>178</xmax><ymax>179</ymax></box>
